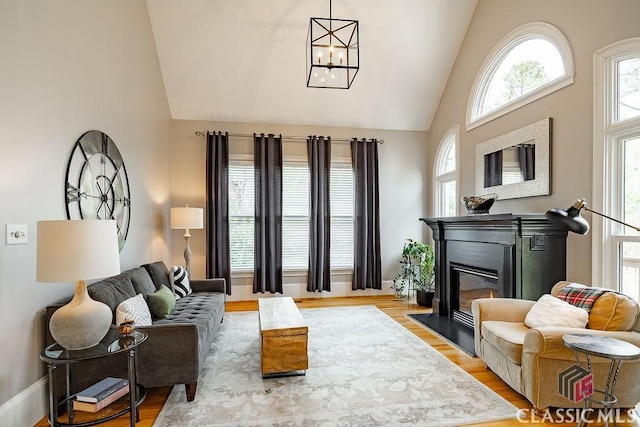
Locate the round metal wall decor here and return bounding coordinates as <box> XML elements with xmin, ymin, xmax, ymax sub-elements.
<box><xmin>65</xmin><ymin>130</ymin><xmax>131</xmax><ymax>251</ymax></box>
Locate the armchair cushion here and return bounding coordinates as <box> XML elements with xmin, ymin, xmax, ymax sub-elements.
<box><xmin>551</xmin><ymin>281</ymin><xmax>639</xmax><ymax>331</ymax></box>
<box><xmin>481</xmin><ymin>320</ymin><xmax>528</xmax><ymax>364</ymax></box>
<box><xmin>589</xmin><ymin>292</ymin><xmax>639</xmax><ymax>330</ymax></box>
<box><xmin>524</xmin><ymin>294</ymin><xmax>588</xmax><ymax>329</ymax></box>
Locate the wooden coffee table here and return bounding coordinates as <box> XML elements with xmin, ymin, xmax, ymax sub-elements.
<box><xmin>258</xmin><ymin>297</ymin><xmax>308</xmax><ymax>378</ymax></box>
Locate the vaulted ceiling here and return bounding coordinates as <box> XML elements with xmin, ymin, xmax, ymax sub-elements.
<box><xmin>146</xmin><ymin>0</ymin><xmax>477</xmax><ymax>132</ymax></box>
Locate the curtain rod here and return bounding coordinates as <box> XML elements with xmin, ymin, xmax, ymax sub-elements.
<box><xmin>195</xmin><ymin>131</ymin><xmax>384</xmax><ymax>144</ymax></box>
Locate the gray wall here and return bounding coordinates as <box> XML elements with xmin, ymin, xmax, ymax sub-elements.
<box><xmin>169</xmin><ymin>120</ymin><xmax>429</xmax><ymax>300</ymax></box>
<box><xmin>0</xmin><ymin>1</ymin><xmax>171</xmax><ymax>424</ymax></box>
<box><xmin>428</xmin><ymin>0</ymin><xmax>640</xmax><ymax>285</ymax></box>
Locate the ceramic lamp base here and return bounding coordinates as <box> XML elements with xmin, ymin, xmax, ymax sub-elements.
<box><xmin>49</xmin><ymin>280</ymin><xmax>112</xmax><ymax>350</ymax></box>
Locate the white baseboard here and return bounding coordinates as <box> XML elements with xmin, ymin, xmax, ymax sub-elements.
<box><xmin>0</xmin><ymin>376</ymin><xmax>48</xmax><ymax>427</ymax></box>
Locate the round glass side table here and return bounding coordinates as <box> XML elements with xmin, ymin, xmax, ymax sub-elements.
<box><xmin>562</xmin><ymin>334</ymin><xmax>640</xmax><ymax>427</ymax></box>
<box><xmin>40</xmin><ymin>329</ymin><xmax>147</xmax><ymax>427</ymax></box>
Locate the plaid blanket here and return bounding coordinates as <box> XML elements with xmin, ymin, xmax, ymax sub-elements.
<box><xmin>556</xmin><ymin>285</ymin><xmax>607</xmax><ymax>312</ymax></box>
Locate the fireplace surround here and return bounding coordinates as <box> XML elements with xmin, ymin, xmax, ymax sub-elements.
<box><xmin>421</xmin><ymin>214</ymin><xmax>567</xmax><ymax>328</ymax></box>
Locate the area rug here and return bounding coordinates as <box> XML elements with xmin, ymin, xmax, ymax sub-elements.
<box><xmin>153</xmin><ymin>306</ymin><xmax>518</xmax><ymax>426</ymax></box>
<box><xmin>407</xmin><ymin>313</ymin><xmax>476</xmax><ymax>356</ymax></box>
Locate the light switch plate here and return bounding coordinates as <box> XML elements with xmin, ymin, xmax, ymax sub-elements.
<box><xmin>6</xmin><ymin>224</ymin><xmax>28</xmax><ymax>245</ymax></box>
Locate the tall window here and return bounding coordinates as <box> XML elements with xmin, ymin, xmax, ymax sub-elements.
<box><xmin>228</xmin><ymin>156</ymin><xmax>354</xmax><ymax>272</ymax></box>
<box><xmin>434</xmin><ymin>125</ymin><xmax>458</xmax><ymax>217</ymax></box>
<box><xmin>282</xmin><ymin>163</ymin><xmax>310</xmax><ymax>269</ymax></box>
<box><xmin>594</xmin><ymin>38</ymin><xmax>640</xmax><ymax>300</ymax></box>
<box><xmin>330</xmin><ymin>162</ymin><xmax>354</xmax><ymax>269</ymax></box>
<box><xmin>467</xmin><ymin>22</ymin><xmax>574</xmax><ymax>130</ymax></box>
<box><xmin>228</xmin><ymin>160</ymin><xmax>254</xmax><ymax>270</ymax></box>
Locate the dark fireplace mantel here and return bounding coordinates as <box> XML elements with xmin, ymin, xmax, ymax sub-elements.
<box><xmin>420</xmin><ymin>214</ymin><xmax>567</xmax><ymax>326</ymax></box>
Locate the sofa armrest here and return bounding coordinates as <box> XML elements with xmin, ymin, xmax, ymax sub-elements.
<box><xmin>191</xmin><ymin>278</ymin><xmax>226</xmax><ymax>294</ymax></box>
<box><xmin>472</xmin><ymin>297</ymin><xmax>535</xmax><ymax>324</ymax></box>
<box><xmin>135</xmin><ymin>323</ymin><xmax>200</xmax><ymax>388</ymax></box>
<box><xmin>524</xmin><ymin>326</ymin><xmax>640</xmax><ymax>360</ymax></box>
<box><xmin>472</xmin><ymin>298</ymin><xmax>535</xmax><ymax>357</ymax></box>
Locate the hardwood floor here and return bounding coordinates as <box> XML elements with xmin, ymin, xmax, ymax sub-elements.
<box><xmin>35</xmin><ymin>295</ymin><xmax>639</xmax><ymax>426</ymax></box>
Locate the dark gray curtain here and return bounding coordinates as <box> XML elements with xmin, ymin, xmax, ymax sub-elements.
<box><xmin>484</xmin><ymin>150</ymin><xmax>503</xmax><ymax>187</ymax></box>
<box><xmin>205</xmin><ymin>131</ymin><xmax>231</xmax><ymax>294</ymax></box>
<box><xmin>307</xmin><ymin>136</ymin><xmax>331</xmax><ymax>292</ymax></box>
<box><xmin>518</xmin><ymin>144</ymin><xmax>535</xmax><ymax>181</ymax></box>
<box><xmin>253</xmin><ymin>133</ymin><xmax>283</xmax><ymax>294</ymax></box>
<box><xmin>351</xmin><ymin>138</ymin><xmax>382</xmax><ymax>290</ymax></box>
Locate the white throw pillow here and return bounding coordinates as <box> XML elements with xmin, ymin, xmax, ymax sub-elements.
<box><xmin>170</xmin><ymin>265</ymin><xmax>192</xmax><ymax>299</ymax></box>
<box><xmin>115</xmin><ymin>294</ymin><xmax>152</xmax><ymax>327</ymax></box>
<box><xmin>524</xmin><ymin>294</ymin><xmax>589</xmax><ymax>329</ymax></box>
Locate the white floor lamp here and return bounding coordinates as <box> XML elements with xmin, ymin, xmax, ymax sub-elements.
<box><xmin>171</xmin><ymin>206</ymin><xmax>204</xmax><ymax>277</ymax></box>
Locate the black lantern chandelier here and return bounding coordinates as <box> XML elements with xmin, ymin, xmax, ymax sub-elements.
<box><xmin>306</xmin><ymin>0</ymin><xmax>359</xmax><ymax>89</ymax></box>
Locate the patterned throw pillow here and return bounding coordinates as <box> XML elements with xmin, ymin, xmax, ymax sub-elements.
<box><xmin>115</xmin><ymin>294</ymin><xmax>152</xmax><ymax>327</ymax></box>
<box><xmin>556</xmin><ymin>284</ymin><xmax>607</xmax><ymax>312</ymax></box>
<box><xmin>170</xmin><ymin>265</ymin><xmax>192</xmax><ymax>299</ymax></box>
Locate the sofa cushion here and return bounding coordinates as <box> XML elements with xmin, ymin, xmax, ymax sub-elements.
<box><xmin>126</xmin><ymin>267</ymin><xmax>157</xmax><ymax>299</ymax></box>
<box><xmin>524</xmin><ymin>294</ymin><xmax>589</xmax><ymax>329</ymax></box>
<box><xmin>141</xmin><ymin>261</ymin><xmax>171</xmax><ymax>290</ymax></box>
<box><xmin>153</xmin><ymin>292</ymin><xmax>226</xmax><ymax>357</ymax></box>
<box><xmin>115</xmin><ymin>294</ymin><xmax>152</xmax><ymax>327</ymax></box>
<box><xmin>481</xmin><ymin>320</ymin><xmax>529</xmax><ymax>364</ymax></box>
<box><xmin>147</xmin><ymin>284</ymin><xmax>176</xmax><ymax>318</ymax></box>
<box><xmin>88</xmin><ymin>274</ymin><xmax>137</xmax><ymax>323</ymax></box>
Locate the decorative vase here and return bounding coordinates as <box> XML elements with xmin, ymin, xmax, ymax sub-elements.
<box><xmin>416</xmin><ymin>290</ymin><xmax>434</xmax><ymax>308</ymax></box>
<box><xmin>49</xmin><ymin>280</ymin><xmax>112</xmax><ymax>350</ymax></box>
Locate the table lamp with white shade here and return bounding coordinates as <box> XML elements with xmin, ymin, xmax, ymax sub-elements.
<box><xmin>170</xmin><ymin>206</ymin><xmax>204</xmax><ymax>277</ymax></box>
<box><xmin>37</xmin><ymin>219</ymin><xmax>121</xmax><ymax>350</ymax></box>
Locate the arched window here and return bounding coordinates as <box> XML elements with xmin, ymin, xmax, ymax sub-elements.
<box><xmin>467</xmin><ymin>22</ymin><xmax>575</xmax><ymax>130</ymax></box>
<box><xmin>434</xmin><ymin>125</ymin><xmax>459</xmax><ymax>217</ymax></box>
<box><xmin>593</xmin><ymin>37</ymin><xmax>640</xmax><ymax>299</ymax></box>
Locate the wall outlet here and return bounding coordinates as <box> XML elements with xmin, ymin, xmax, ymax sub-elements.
<box><xmin>6</xmin><ymin>224</ymin><xmax>28</xmax><ymax>245</ymax></box>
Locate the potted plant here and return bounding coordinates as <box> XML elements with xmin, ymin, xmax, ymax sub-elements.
<box><xmin>392</xmin><ymin>239</ymin><xmax>435</xmax><ymax>306</ymax></box>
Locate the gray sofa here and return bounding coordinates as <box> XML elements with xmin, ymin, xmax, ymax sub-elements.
<box><xmin>45</xmin><ymin>261</ymin><xmax>226</xmax><ymax>403</ymax></box>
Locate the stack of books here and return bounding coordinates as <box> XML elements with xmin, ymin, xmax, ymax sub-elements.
<box><xmin>73</xmin><ymin>377</ymin><xmax>130</xmax><ymax>413</ymax></box>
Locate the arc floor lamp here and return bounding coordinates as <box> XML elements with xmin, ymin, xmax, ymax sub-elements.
<box><xmin>545</xmin><ymin>198</ymin><xmax>640</xmax><ymax>234</ymax></box>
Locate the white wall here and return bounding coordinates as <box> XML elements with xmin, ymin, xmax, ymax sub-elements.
<box><xmin>0</xmin><ymin>1</ymin><xmax>171</xmax><ymax>425</ymax></box>
<box><xmin>427</xmin><ymin>0</ymin><xmax>640</xmax><ymax>285</ymax></box>
<box><xmin>169</xmin><ymin>120</ymin><xmax>429</xmax><ymax>300</ymax></box>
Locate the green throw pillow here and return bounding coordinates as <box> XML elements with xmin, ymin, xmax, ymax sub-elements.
<box><xmin>147</xmin><ymin>284</ymin><xmax>176</xmax><ymax>318</ymax></box>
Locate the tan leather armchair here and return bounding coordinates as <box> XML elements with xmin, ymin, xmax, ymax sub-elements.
<box><xmin>472</xmin><ymin>281</ymin><xmax>640</xmax><ymax>410</ymax></box>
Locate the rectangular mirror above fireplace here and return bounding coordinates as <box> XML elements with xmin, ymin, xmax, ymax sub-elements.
<box><xmin>475</xmin><ymin>117</ymin><xmax>551</xmax><ymax>200</ymax></box>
